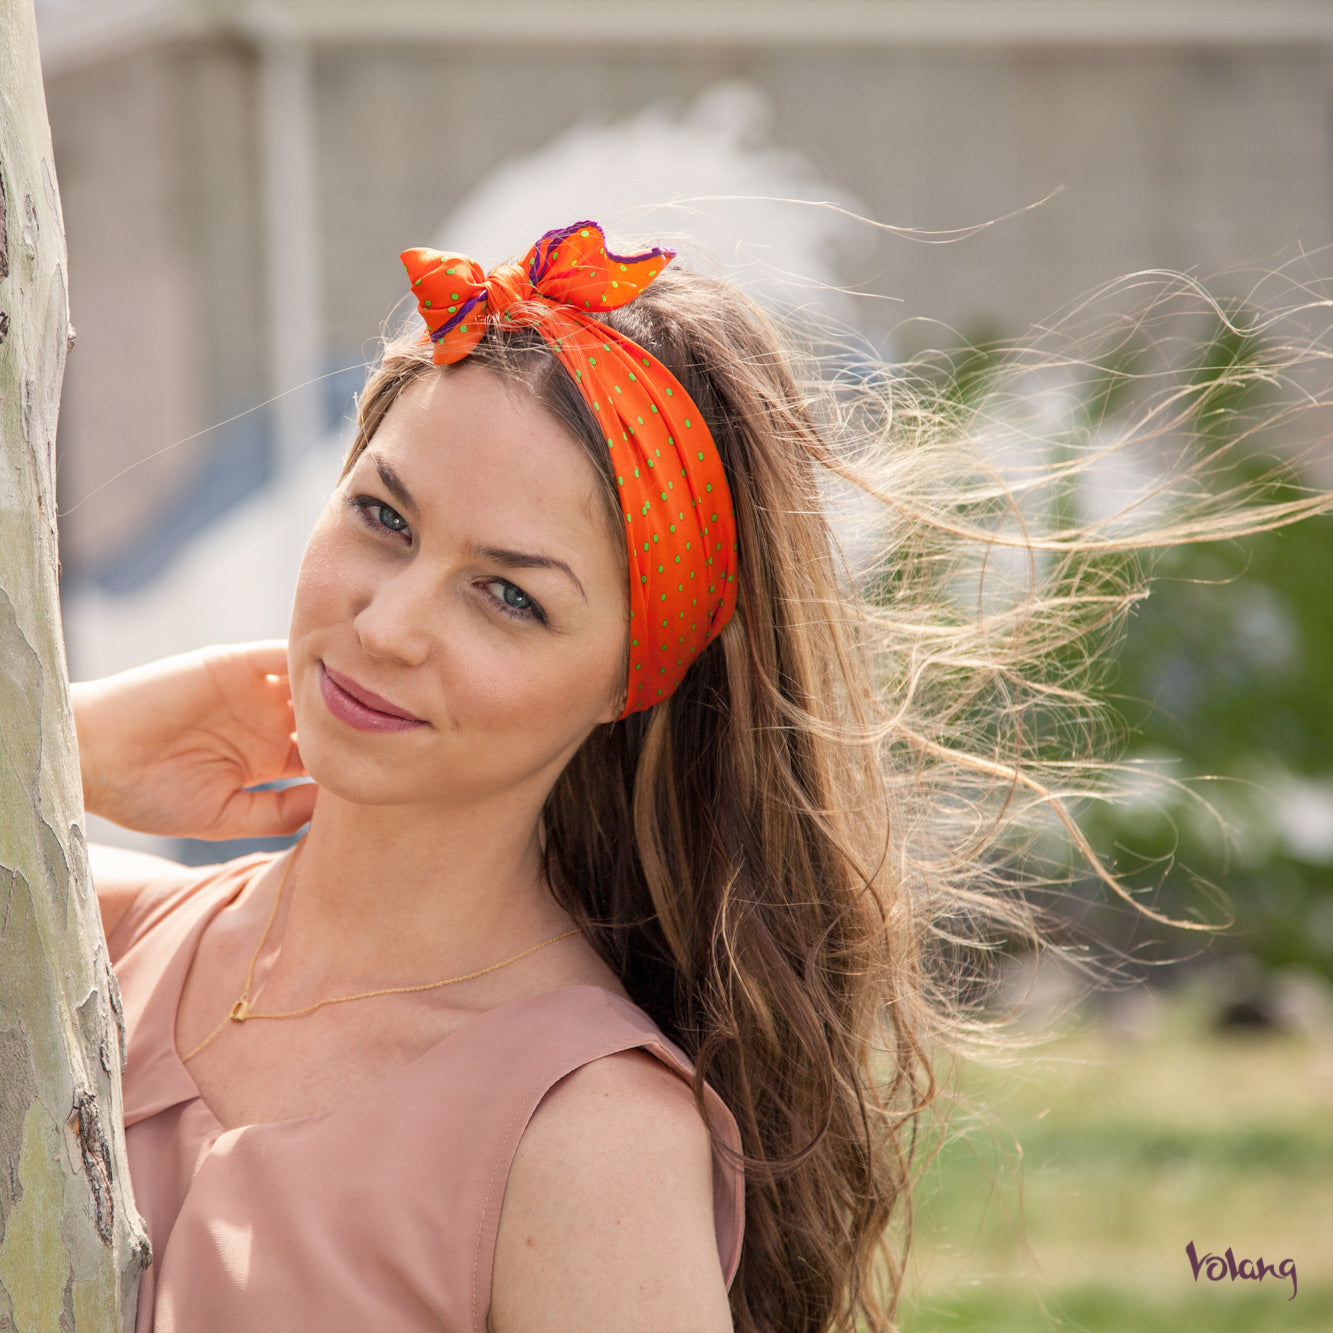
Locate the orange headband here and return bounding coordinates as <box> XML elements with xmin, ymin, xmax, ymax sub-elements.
<box><xmin>400</xmin><ymin>220</ymin><xmax>738</xmax><ymax>719</ymax></box>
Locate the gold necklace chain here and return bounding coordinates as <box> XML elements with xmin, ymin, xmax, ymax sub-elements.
<box><xmin>181</xmin><ymin>842</ymin><xmax>580</xmax><ymax>1063</ymax></box>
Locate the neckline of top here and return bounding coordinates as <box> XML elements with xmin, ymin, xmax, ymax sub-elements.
<box><xmin>164</xmin><ymin>854</ymin><xmax>641</xmax><ymax>1136</ymax></box>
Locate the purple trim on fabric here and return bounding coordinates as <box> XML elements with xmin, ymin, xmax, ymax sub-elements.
<box><xmin>528</xmin><ymin>221</ymin><xmax>588</xmax><ymax>286</ymax></box>
<box><xmin>602</xmin><ymin>239</ymin><xmax>676</xmax><ymax>267</ymax></box>
<box><xmin>429</xmin><ymin>289</ymin><xmax>488</xmax><ymax>342</ymax></box>
<box><xmin>527</xmin><ymin>220</ymin><xmax>675</xmax><ymax>289</ymax></box>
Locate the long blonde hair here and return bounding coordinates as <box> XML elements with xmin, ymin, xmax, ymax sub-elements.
<box><xmin>345</xmin><ymin>260</ymin><xmax>1333</xmax><ymax>1331</ymax></box>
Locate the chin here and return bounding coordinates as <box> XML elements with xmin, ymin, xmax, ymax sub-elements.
<box><xmin>295</xmin><ymin>702</ymin><xmax>427</xmax><ymax>800</ymax></box>
<box><xmin>311</xmin><ymin>769</ymin><xmax>427</xmax><ymax>810</ymax></box>
<box><xmin>299</xmin><ymin>744</ymin><xmax>405</xmax><ymax>808</ymax></box>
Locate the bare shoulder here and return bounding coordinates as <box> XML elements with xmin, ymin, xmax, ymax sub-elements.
<box><xmin>90</xmin><ymin>841</ymin><xmax>190</xmax><ymax>941</ymax></box>
<box><xmin>489</xmin><ymin>1047</ymin><xmax>733</xmax><ymax>1333</ymax></box>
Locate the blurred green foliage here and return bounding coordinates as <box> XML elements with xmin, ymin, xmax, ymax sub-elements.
<box><xmin>929</xmin><ymin>315</ymin><xmax>1333</xmax><ymax>979</ymax></box>
<box><xmin>1096</xmin><ymin>495</ymin><xmax>1333</xmax><ymax>975</ymax></box>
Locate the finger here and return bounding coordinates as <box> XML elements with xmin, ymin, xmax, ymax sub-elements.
<box><xmin>276</xmin><ymin>779</ymin><xmax>319</xmax><ymax>829</ymax></box>
<box><xmin>275</xmin><ymin>731</ymin><xmax>309</xmax><ymax>780</ymax></box>
<box><xmin>241</xmin><ymin>641</ymin><xmax>291</xmax><ymax>679</ymax></box>
<box><xmin>227</xmin><ymin>721</ymin><xmax>307</xmax><ymax>788</ymax></box>
<box><xmin>248</xmin><ymin>740</ymin><xmax>308</xmax><ymax>784</ymax></box>
<box><xmin>207</xmin><ymin>640</ymin><xmax>291</xmax><ymax>685</ymax></box>
<box><xmin>211</xmin><ymin>781</ymin><xmax>317</xmax><ymax>840</ymax></box>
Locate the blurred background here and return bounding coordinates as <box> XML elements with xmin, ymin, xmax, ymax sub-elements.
<box><xmin>37</xmin><ymin>0</ymin><xmax>1333</xmax><ymax>1326</ymax></box>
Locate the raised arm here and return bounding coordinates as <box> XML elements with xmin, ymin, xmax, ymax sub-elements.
<box><xmin>76</xmin><ymin>641</ymin><xmax>316</xmax><ymax>936</ymax></box>
<box><xmin>74</xmin><ymin>640</ymin><xmax>316</xmax><ymax>841</ymax></box>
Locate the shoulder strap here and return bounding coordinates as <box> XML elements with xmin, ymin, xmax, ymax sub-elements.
<box><xmin>447</xmin><ymin>986</ymin><xmax>745</xmax><ymax>1330</ymax></box>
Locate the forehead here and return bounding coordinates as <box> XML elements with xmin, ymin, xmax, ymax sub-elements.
<box><xmin>363</xmin><ymin>365</ymin><xmax>613</xmax><ymax>543</ymax></box>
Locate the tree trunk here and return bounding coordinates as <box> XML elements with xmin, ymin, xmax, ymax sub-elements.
<box><xmin>0</xmin><ymin>2</ymin><xmax>150</xmax><ymax>1328</ymax></box>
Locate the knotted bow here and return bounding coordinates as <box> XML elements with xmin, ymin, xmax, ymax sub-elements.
<box><xmin>402</xmin><ymin>222</ymin><xmax>674</xmax><ymax>365</ymax></box>
<box><xmin>400</xmin><ymin>221</ymin><xmax>738</xmax><ymax>718</ymax></box>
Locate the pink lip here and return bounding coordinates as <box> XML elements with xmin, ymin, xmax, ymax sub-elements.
<box><xmin>319</xmin><ymin>663</ymin><xmax>428</xmax><ymax>733</ymax></box>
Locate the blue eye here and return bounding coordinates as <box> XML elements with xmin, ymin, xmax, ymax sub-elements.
<box><xmin>374</xmin><ymin>504</ymin><xmax>408</xmax><ymax>532</ymax></box>
<box><xmin>484</xmin><ymin>579</ymin><xmax>546</xmax><ymax>624</ymax></box>
<box><xmin>348</xmin><ymin>495</ymin><xmax>409</xmax><ymax>537</ymax></box>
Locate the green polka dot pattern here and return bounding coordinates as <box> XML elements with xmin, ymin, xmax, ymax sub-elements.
<box><xmin>400</xmin><ymin>221</ymin><xmax>738</xmax><ymax>717</ymax></box>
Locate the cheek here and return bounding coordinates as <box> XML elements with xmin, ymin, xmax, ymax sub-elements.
<box><xmin>453</xmin><ymin>636</ymin><xmax>608</xmax><ymax>726</ymax></box>
<box><xmin>446</xmin><ymin>613</ymin><xmax>627</xmax><ymax>739</ymax></box>
<box><xmin>290</xmin><ymin>514</ymin><xmax>353</xmax><ymax>635</ymax></box>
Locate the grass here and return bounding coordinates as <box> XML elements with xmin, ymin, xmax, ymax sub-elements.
<box><xmin>899</xmin><ymin>986</ymin><xmax>1333</xmax><ymax>1331</ymax></box>
<box><xmin>906</xmin><ymin>1286</ymin><xmax>1333</xmax><ymax>1332</ymax></box>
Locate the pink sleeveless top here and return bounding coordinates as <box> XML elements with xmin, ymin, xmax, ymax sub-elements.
<box><xmin>108</xmin><ymin>855</ymin><xmax>745</xmax><ymax>1332</ymax></box>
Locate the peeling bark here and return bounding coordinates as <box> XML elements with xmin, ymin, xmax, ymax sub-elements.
<box><xmin>0</xmin><ymin>2</ymin><xmax>149</xmax><ymax>1328</ymax></box>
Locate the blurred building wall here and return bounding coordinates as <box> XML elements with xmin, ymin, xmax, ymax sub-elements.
<box><xmin>49</xmin><ymin>33</ymin><xmax>265</xmax><ymax>583</ymax></box>
<box><xmin>38</xmin><ymin>0</ymin><xmax>1333</xmax><ymax>591</ymax></box>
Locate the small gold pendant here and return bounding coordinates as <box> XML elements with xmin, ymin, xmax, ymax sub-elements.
<box><xmin>229</xmin><ymin>999</ymin><xmax>250</xmax><ymax>1022</ymax></box>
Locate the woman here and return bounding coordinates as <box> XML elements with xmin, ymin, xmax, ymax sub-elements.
<box><xmin>75</xmin><ymin>221</ymin><xmax>1326</xmax><ymax>1332</ymax></box>
<box><xmin>82</xmin><ymin>219</ymin><xmax>892</xmax><ymax>1333</ymax></box>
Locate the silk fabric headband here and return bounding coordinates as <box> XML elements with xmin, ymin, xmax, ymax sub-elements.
<box><xmin>400</xmin><ymin>221</ymin><xmax>738</xmax><ymax>719</ymax></box>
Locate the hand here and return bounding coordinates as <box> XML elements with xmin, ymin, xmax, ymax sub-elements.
<box><xmin>73</xmin><ymin>641</ymin><xmax>317</xmax><ymax>840</ymax></box>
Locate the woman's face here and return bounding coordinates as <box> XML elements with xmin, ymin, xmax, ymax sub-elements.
<box><xmin>288</xmin><ymin>363</ymin><xmax>628</xmax><ymax>811</ymax></box>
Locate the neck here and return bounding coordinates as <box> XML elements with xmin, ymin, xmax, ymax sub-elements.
<box><xmin>272</xmin><ymin>786</ymin><xmax>573</xmax><ymax>990</ymax></box>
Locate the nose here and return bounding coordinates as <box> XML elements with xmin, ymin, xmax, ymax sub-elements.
<box><xmin>352</xmin><ymin>565</ymin><xmax>438</xmax><ymax>667</ymax></box>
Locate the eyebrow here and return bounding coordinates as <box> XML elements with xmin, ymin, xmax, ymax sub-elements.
<box><xmin>366</xmin><ymin>453</ymin><xmax>587</xmax><ymax>603</ymax></box>
<box><xmin>467</xmin><ymin>544</ymin><xmax>587</xmax><ymax>603</ymax></box>
<box><xmin>370</xmin><ymin>455</ymin><xmax>416</xmax><ymax>516</ymax></box>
